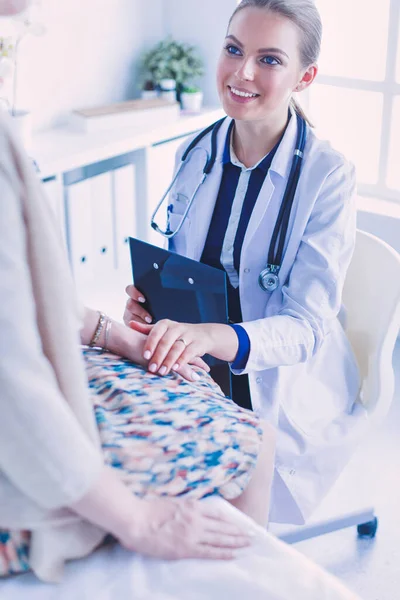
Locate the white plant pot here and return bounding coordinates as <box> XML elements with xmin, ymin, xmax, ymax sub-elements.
<box><xmin>180</xmin><ymin>91</ymin><xmax>203</xmax><ymax>113</ymax></box>
<box><xmin>141</xmin><ymin>90</ymin><xmax>158</xmax><ymax>100</ymax></box>
<box><xmin>159</xmin><ymin>78</ymin><xmax>176</xmax><ymax>103</ymax></box>
<box><xmin>0</xmin><ymin>56</ymin><xmax>13</xmax><ymax>78</ymax></box>
<box><xmin>159</xmin><ymin>78</ymin><xmax>176</xmax><ymax>90</ymax></box>
<box><xmin>11</xmin><ymin>109</ymin><xmax>32</xmax><ymax>149</ymax></box>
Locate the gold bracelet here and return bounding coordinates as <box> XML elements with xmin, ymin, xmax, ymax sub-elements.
<box><xmin>89</xmin><ymin>312</ymin><xmax>106</xmax><ymax>347</ymax></box>
<box><xmin>103</xmin><ymin>318</ymin><xmax>112</xmax><ymax>352</ymax></box>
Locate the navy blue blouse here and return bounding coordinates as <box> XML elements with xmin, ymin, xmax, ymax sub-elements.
<box><xmin>200</xmin><ymin>121</ymin><xmax>281</xmax><ymax>410</ymax></box>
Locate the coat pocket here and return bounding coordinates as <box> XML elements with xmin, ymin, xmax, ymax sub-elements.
<box><xmin>169</xmin><ymin>193</ymin><xmax>190</xmax><ymax>216</ymax></box>
<box><xmin>167</xmin><ymin>213</ymin><xmax>191</xmax><ymax>256</ymax></box>
<box><xmin>168</xmin><ymin>212</ymin><xmax>191</xmax><ymax>234</ymax></box>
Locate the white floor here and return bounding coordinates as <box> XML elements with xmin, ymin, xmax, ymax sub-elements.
<box><xmin>284</xmin><ymin>340</ymin><xmax>400</xmax><ymax>599</ymax></box>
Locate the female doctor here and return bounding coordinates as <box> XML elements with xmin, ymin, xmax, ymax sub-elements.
<box><xmin>125</xmin><ymin>0</ymin><xmax>366</xmax><ymax>525</ymax></box>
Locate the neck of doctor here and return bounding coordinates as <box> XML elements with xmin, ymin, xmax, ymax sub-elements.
<box><xmin>232</xmin><ymin>105</ymin><xmax>290</xmax><ymax>169</ymax></box>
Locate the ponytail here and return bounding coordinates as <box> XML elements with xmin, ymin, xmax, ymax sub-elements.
<box><xmin>290</xmin><ymin>96</ymin><xmax>314</xmax><ymax>128</ymax></box>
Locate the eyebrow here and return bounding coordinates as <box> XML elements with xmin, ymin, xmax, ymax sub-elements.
<box><xmin>225</xmin><ymin>34</ymin><xmax>289</xmax><ymax>59</ymax></box>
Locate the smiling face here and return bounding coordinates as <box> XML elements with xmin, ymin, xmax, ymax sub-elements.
<box><xmin>216</xmin><ymin>6</ymin><xmax>314</xmax><ymax>122</ymax></box>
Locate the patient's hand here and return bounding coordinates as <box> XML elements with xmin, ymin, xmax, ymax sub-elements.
<box><xmin>71</xmin><ymin>466</ymin><xmax>253</xmax><ymax>564</ymax></box>
<box><xmin>120</xmin><ymin>497</ymin><xmax>253</xmax><ymax>560</ymax></box>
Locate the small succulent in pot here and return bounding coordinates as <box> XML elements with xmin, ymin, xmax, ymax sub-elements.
<box><xmin>180</xmin><ymin>84</ymin><xmax>204</xmax><ymax>112</ymax></box>
<box><xmin>181</xmin><ymin>85</ymin><xmax>201</xmax><ymax>94</ymax></box>
<box><xmin>141</xmin><ymin>78</ymin><xmax>158</xmax><ymax>100</ymax></box>
<box><xmin>143</xmin><ymin>79</ymin><xmax>156</xmax><ymax>91</ymax></box>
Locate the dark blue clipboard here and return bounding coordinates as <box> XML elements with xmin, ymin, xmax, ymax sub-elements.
<box><xmin>129</xmin><ymin>237</ymin><xmax>232</xmax><ymax>398</ymax></box>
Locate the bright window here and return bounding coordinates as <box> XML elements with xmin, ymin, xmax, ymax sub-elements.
<box><xmin>397</xmin><ymin>17</ymin><xmax>400</xmax><ymax>83</ymax></box>
<box><xmin>309</xmin><ymin>86</ymin><xmax>383</xmax><ymax>184</ymax></box>
<box><xmin>307</xmin><ymin>0</ymin><xmax>400</xmax><ymax>201</ymax></box>
<box><xmin>317</xmin><ymin>0</ymin><xmax>390</xmax><ymax>81</ymax></box>
<box><xmin>387</xmin><ymin>95</ymin><xmax>400</xmax><ymax>190</ymax></box>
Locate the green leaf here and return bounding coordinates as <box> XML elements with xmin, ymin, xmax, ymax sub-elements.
<box><xmin>139</xmin><ymin>36</ymin><xmax>204</xmax><ymax>86</ymax></box>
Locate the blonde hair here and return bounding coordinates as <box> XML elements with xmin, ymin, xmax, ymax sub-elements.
<box><xmin>229</xmin><ymin>0</ymin><xmax>322</xmax><ymax>126</ymax></box>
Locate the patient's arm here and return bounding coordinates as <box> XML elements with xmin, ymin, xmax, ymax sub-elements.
<box><xmin>81</xmin><ymin>308</ymin><xmax>209</xmax><ymax>381</ymax></box>
<box><xmin>81</xmin><ymin>307</ymin><xmax>148</xmax><ymax>366</ymax></box>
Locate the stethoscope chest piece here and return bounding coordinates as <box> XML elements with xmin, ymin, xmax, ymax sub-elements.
<box><xmin>258</xmin><ymin>266</ymin><xmax>279</xmax><ymax>292</ymax></box>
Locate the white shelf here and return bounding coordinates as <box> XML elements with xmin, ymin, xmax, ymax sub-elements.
<box><xmin>32</xmin><ymin>107</ymin><xmax>225</xmax><ymax>179</ymax></box>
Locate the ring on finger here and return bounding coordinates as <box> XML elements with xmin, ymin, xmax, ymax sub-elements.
<box><xmin>176</xmin><ymin>337</ymin><xmax>188</xmax><ymax>347</ymax></box>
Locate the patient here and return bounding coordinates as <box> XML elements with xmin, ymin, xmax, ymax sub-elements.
<box><xmin>0</xmin><ymin>1</ymin><xmax>276</xmax><ymax>584</ymax></box>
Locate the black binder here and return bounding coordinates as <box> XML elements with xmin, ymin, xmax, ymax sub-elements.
<box><xmin>129</xmin><ymin>237</ymin><xmax>231</xmax><ymax>397</ymax></box>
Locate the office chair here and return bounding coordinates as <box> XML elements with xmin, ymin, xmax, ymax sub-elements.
<box><xmin>278</xmin><ymin>229</ymin><xmax>400</xmax><ymax>544</ymax></box>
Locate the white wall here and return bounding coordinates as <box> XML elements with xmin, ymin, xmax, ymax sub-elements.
<box><xmin>165</xmin><ymin>0</ymin><xmax>237</xmax><ymax>107</ymax></box>
<box><xmin>16</xmin><ymin>0</ymin><xmax>165</xmax><ymax>131</ymax></box>
<box><xmin>13</xmin><ymin>0</ymin><xmax>238</xmax><ymax>131</ymax></box>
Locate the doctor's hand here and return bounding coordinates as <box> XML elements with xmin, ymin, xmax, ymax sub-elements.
<box><xmin>123</xmin><ymin>284</ymin><xmax>153</xmax><ymax>326</ymax></box>
<box><xmin>128</xmin><ymin>319</ymin><xmax>238</xmax><ymax>379</ymax></box>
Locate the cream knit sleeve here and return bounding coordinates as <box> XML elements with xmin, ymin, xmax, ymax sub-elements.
<box><xmin>0</xmin><ymin>156</ymin><xmax>103</xmax><ymax>513</ymax></box>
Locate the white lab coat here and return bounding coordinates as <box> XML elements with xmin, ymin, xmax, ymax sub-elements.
<box><xmin>168</xmin><ymin>111</ymin><xmax>368</xmax><ymax>524</ymax></box>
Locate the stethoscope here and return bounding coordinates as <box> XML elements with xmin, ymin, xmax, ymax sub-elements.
<box><xmin>151</xmin><ymin>112</ymin><xmax>307</xmax><ymax>292</ymax></box>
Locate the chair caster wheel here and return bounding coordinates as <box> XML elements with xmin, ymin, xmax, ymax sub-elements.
<box><xmin>357</xmin><ymin>517</ymin><xmax>378</xmax><ymax>538</ymax></box>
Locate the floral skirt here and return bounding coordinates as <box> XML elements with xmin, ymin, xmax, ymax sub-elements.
<box><xmin>0</xmin><ymin>348</ymin><xmax>262</xmax><ymax>577</ymax></box>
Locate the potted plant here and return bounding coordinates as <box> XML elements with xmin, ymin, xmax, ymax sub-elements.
<box><xmin>0</xmin><ymin>2</ymin><xmax>46</xmax><ymax>147</ymax></box>
<box><xmin>0</xmin><ymin>33</ymin><xmax>17</xmax><ymax>110</ymax></box>
<box><xmin>140</xmin><ymin>36</ymin><xmax>204</xmax><ymax>102</ymax></box>
<box><xmin>180</xmin><ymin>85</ymin><xmax>204</xmax><ymax>113</ymax></box>
<box><xmin>141</xmin><ymin>79</ymin><xmax>158</xmax><ymax>100</ymax></box>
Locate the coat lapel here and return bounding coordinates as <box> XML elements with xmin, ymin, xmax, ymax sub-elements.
<box><xmin>241</xmin><ymin>173</ymin><xmax>276</xmax><ymax>257</ymax></box>
<box><xmin>241</xmin><ymin>110</ymin><xmax>299</xmax><ymax>259</ymax></box>
<box><xmin>184</xmin><ymin>117</ymin><xmax>231</xmax><ymax>261</ymax></box>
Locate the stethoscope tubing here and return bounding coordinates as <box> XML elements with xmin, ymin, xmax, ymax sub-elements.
<box><xmin>267</xmin><ymin>113</ymin><xmax>306</xmax><ymax>268</ymax></box>
<box><xmin>181</xmin><ymin>117</ymin><xmax>226</xmax><ymax>171</ymax></box>
<box><xmin>151</xmin><ymin>112</ymin><xmax>307</xmax><ymax>292</ymax></box>
<box><xmin>150</xmin><ymin>117</ymin><xmax>226</xmax><ymax>238</ymax></box>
